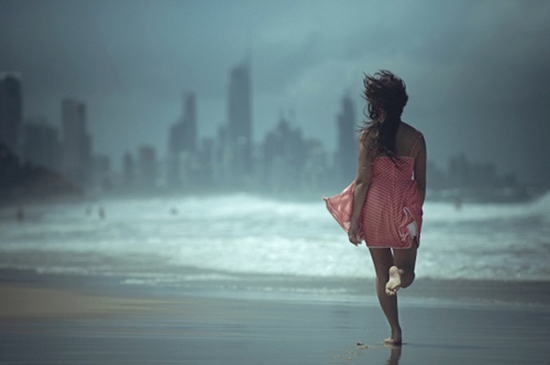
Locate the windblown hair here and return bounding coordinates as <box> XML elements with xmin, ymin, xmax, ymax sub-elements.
<box><xmin>361</xmin><ymin>70</ymin><xmax>408</xmax><ymax>159</ymax></box>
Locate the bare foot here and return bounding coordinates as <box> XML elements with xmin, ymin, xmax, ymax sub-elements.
<box><xmin>383</xmin><ymin>336</ymin><xmax>402</xmax><ymax>346</ymax></box>
<box><xmin>385</xmin><ymin>266</ymin><xmax>402</xmax><ymax>296</ymax></box>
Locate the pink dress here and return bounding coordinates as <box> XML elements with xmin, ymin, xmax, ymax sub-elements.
<box><xmin>324</xmin><ymin>134</ymin><xmax>423</xmax><ymax>249</ymax></box>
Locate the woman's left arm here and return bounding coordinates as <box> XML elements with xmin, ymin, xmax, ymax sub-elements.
<box><xmin>348</xmin><ymin>137</ymin><xmax>372</xmax><ymax>245</ymax></box>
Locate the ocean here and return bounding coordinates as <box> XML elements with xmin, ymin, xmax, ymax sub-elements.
<box><xmin>1</xmin><ymin>191</ymin><xmax>549</xmax><ymax>300</ymax></box>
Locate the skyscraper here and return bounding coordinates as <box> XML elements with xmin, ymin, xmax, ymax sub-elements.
<box><xmin>138</xmin><ymin>145</ymin><xmax>157</xmax><ymax>188</ymax></box>
<box><xmin>22</xmin><ymin>118</ymin><xmax>61</xmax><ymax>171</ymax></box>
<box><xmin>227</xmin><ymin>62</ymin><xmax>252</xmax><ymax>175</ymax></box>
<box><xmin>262</xmin><ymin>115</ymin><xmax>307</xmax><ymax>192</ymax></box>
<box><xmin>182</xmin><ymin>92</ymin><xmax>196</xmax><ymax>153</ymax></box>
<box><xmin>123</xmin><ymin>151</ymin><xmax>135</xmax><ymax>187</ymax></box>
<box><xmin>62</xmin><ymin>98</ymin><xmax>92</xmax><ymax>186</ymax></box>
<box><xmin>335</xmin><ymin>94</ymin><xmax>357</xmax><ymax>186</ymax></box>
<box><xmin>167</xmin><ymin>91</ymin><xmax>197</xmax><ymax>186</ymax></box>
<box><xmin>169</xmin><ymin>92</ymin><xmax>197</xmax><ymax>155</ymax></box>
<box><xmin>0</xmin><ymin>72</ymin><xmax>22</xmax><ymax>153</ymax></box>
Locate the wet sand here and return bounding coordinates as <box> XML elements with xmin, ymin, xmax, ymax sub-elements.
<box><xmin>1</xmin><ymin>270</ymin><xmax>549</xmax><ymax>365</ymax></box>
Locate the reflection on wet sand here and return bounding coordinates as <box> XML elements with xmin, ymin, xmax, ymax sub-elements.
<box><xmin>386</xmin><ymin>345</ymin><xmax>402</xmax><ymax>365</ymax></box>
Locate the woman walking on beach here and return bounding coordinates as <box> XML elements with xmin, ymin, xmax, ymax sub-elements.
<box><xmin>352</xmin><ymin>70</ymin><xmax>426</xmax><ymax>345</ymax></box>
<box><xmin>325</xmin><ymin>70</ymin><xmax>426</xmax><ymax>345</ymax></box>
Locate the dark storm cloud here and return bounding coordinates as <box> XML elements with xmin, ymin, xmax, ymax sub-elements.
<box><xmin>1</xmin><ymin>1</ymin><xmax>121</xmax><ymax>95</ymax></box>
<box><xmin>1</xmin><ymin>1</ymin><xmax>238</xmax><ymax>98</ymax></box>
<box><xmin>1</xmin><ymin>0</ymin><xmax>549</xmax><ymax>183</ymax></box>
<box><xmin>444</xmin><ymin>2</ymin><xmax>550</xmax><ymax>179</ymax></box>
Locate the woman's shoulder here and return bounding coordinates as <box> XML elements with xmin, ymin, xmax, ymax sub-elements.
<box><xmin>397</xmin><ymin>122</ymin><xmax>425</xmax><ymax>156</ymax></box>
<box><xmin>400</xmin><ymin>122</ymin><xmax>422</xmax><ymax>137</ymax></box>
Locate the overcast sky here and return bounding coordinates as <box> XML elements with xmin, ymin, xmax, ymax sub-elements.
<box><xmin>1</xmin><ymin>0</ymin><xmax>549</xmax><ymax>184</ymax></box>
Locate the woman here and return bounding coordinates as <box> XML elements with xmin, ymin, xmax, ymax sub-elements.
<box><xmin>325</xmin><ymin>70</ymin><xmax>426</xmax><ymax>345</ymax></box>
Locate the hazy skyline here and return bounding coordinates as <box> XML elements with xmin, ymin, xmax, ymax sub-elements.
<box><xmin>1</xmin><ymin>0</ymin><xmax>549</xmax><ymax>184</ymax></box>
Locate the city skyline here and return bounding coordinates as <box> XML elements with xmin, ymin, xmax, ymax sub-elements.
<box><xmin>1</xmin><ymin>63</ymin><xmax>532</xmax><ymax>189</ymax></box>
<box><xmin>1</xmin><ymin>60</ymin><xmax>348</xmax><ymax>193</ymax></box>
<box><xmin>3</xmin><ymin>64</ymin><xmax>523</xmax><ymax>201</ymax></box>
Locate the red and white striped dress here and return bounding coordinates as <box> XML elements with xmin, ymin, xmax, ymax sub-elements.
<box><xmin>324</xmin><ymin>133</ymin><xmax>423</xmax><ymax>249</ymax></box>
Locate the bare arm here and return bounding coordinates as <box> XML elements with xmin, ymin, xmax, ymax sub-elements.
<box><xmin>348</xmin><ymin>136</ymin><xmax>372</xmax><ymax>245</ymax></box>
<box><xmin>413</xmin><ymin>136</ymin><xmax>427</xmax><ymax>206</ymax></box>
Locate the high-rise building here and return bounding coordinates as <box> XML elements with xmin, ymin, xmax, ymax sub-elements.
<box><xmin>335</xmin><ymin>94</ymin><xmax>357</xmax><ymax>186</ymax></box>
<box><xmin>227</xmin><ymin>62</ymin><xmax>252</xmax><ymax>175</ymax></box>
<box><xmin>0</xmin><ymin>72</ymin><xmax>22</xmax><ymax>154</ymax></box>
<box><xmin>167</xmin><ymin>92</ymin><xmax>197</xmax><ymax>186</ymax></box>
<box><xmin>123</xmin><ymin>151</ymin><xmax>135</xmax><ymax>186</ymax></box>
<box><xmin>262</xmin><ymin>116</ymin><xmax>307</xmax><ymax>192</ymax></box>
<box><xmin>169</xmin><ymin>92</ymin><xmax>197</xmax><ymax>154</ymax></box>
<box><xmin>22</xmin><ymin>118</ymin><xmax>61</xmax><ymax>171</ymax></box>
<box><xmin>138</xmin><ymin>145</ymin><xmax>157</xmax><ymax>188</ymax></box>
<box><xmin>214</xmin><ymin>123</ymin><xmax>233</xmax><ymax>184</ymax></box>
<box><xmin>182</xmin><ymin>92</ymin><xmax>196</xmax><ymax>152</ymax></box>
<box><xmin>61</xmin><ymin>98</ymin><xmax>92</xmax><ymax>186</ymax></box>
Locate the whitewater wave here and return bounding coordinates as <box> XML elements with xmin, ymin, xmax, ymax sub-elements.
<box><xmin>1</xmin><ymin>192</ymin><xmax>549</xmax><ymax>284</ymax></box>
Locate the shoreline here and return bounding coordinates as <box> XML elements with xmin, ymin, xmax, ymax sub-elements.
<box><xmin>1</xmin><ymin>268</ymin><xmax>549</xmax><ymax>364</ymax></box>
<box><xmin>1</xmin><ymin>267</ymin><xmax>549</xmax><ymax>312</ymax></box>
<box><xmin>2</xmin><ymin>185</ymin><xmax>547</xmax><ymax>213</ymax></box>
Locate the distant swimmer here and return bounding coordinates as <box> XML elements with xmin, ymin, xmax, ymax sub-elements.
<box><xmin>170</xmin><ymin>207</ymin><xmax>178</xmax><ymax>215</ymax></box>
<box><xmin>99</xmin><ymin>206</ymin><xmax>105</xmax><ymax>219</ymax></box>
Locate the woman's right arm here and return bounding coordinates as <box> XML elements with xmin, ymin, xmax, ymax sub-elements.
<box><xmin>413</xmin><ymin>136</ymin><xmax>427</xmax><ymax>206</ymax></box>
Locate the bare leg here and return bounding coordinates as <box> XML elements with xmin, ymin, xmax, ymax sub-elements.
<box><xmin>369</xmin><ymin>248</ymin><xmax>402</xmax><ymax>344</ymax></box>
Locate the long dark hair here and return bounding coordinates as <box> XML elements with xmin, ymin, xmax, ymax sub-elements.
<box><xmin>361</xmin><ymin>70</ymin><xmax>408</xmax><ymax>159</ymax></box>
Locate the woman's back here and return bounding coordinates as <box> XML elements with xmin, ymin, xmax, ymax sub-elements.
<box><xmin>371</xmin><ymin>122</ymin><xmax>421</xmax><ymax>158</ymax></box>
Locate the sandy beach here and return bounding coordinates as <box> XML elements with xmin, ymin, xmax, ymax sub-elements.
<box><xmin>1</xmin><ymin>269</ymin><xmax>549</xmax><ymax>365</ymax></box>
